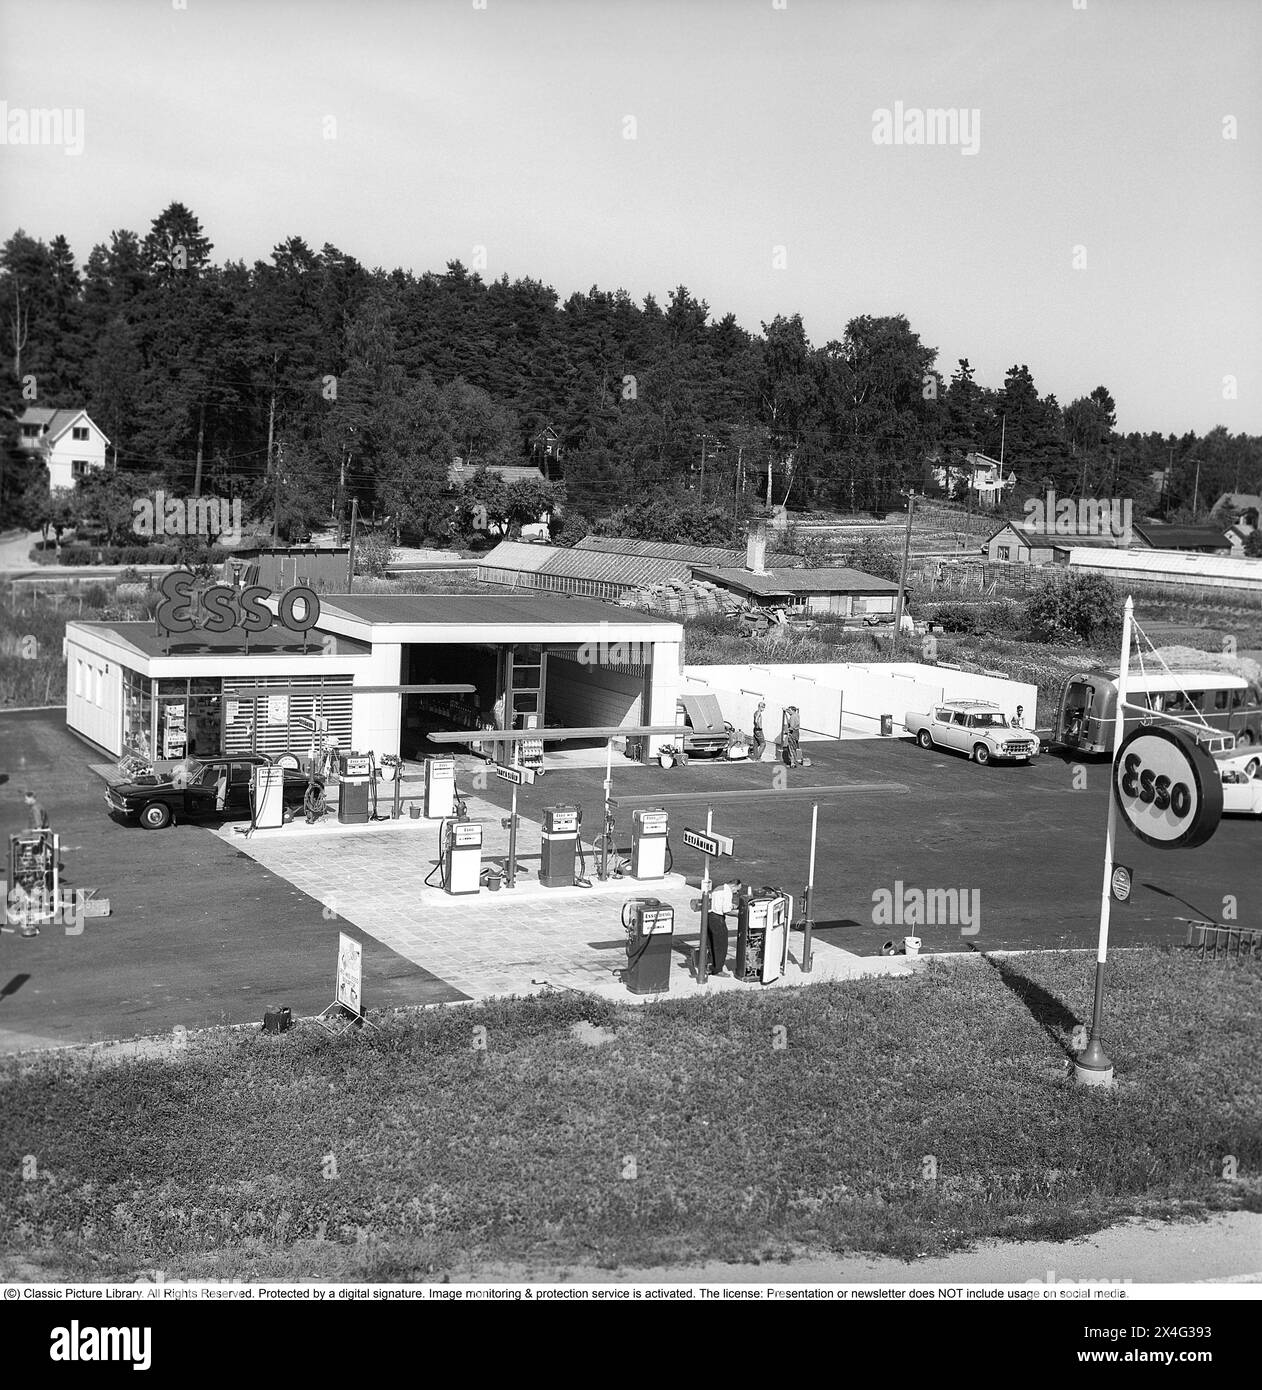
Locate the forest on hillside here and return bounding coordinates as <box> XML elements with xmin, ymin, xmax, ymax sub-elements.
<box><xmin>4</xmin><ymin>202</ymin><xmax>1261</xmax><ymax>546</ymax></box>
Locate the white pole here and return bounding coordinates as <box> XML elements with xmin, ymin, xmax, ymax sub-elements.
<box><xmin>1077</xmin><ymin>594</ymin><xmax>1134</xmax><ymax>1086</ymax></box>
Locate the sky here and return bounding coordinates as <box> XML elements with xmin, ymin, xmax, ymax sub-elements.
<box><xmin>2</xmin><ymin>0</ymin><xmax>1259</xmax><ymax>436</ymax></box>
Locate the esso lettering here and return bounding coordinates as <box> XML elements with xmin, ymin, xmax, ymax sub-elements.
<box><xmin>155</xmin><ymin>571</ymin><xmax>320</xmax><ymax>636</ymax></box>
<box><xmin>1120</xmin><ymin>752</ymin><xmax>1190</xmax><ymax>817</ymax></box>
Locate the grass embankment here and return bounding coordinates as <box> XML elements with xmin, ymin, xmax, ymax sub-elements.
<box><xmin>1</xmin><ymin>950</ymin><xmax>1257</xmax><ymax>1281</ymax></box>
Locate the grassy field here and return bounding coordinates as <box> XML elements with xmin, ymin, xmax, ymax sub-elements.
<box><xmin>1</xmin><ymin>950</ymin><xmax>1257</xmax><ymax>1281</ymax></box>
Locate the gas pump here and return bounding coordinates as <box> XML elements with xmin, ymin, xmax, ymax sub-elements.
<box><xmin>734</xmin><ymin>888</ymin><xmax>793</xmax><ymax>984</ymax></box>
<box><xmin>250</xmin><ymin>765</ymin><xmax>286</xmax><ymax>830</ymax></box>
<box><xmin>424</xmin><ymin>756</ymin><xmax>456</xmax><ymax>819</ymax></box>
<box><xmin>540</xmin><ymin>805</ymin><xmax>581</xmax><ymax>887</ymax></box>
<box><xmin>622</xmin><ymin>897</ymin><xmax>674</xmax><ymax>994</ymax></box>
<box><xmin>441</xmin><ymin>820</ymin><xmax>482</xmax><ymax>895</ymax></box>
<box><xmin>337</xmin><ymin>751</ymin><xmax>373</xmax><ymax>825</ymax></box>
<box><xmin>7</xmin><ymin>830</ymin><xmax>58</xmax><ymax>936</ymax></box>
<box><xmin>629</xmin><ymin>808</ymin><xmax>670</xmax><ymax>880</ymax></box>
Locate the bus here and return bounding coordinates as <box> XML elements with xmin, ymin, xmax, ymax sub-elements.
<box><xmin>1053</xmin><ymin>669</ymin><xmax>1262</xmax><ymax>757</ymax></box>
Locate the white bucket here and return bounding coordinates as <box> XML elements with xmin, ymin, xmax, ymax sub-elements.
<box><xmin>903</xmin><ymin>936</ymin><xmax>922</xmax><ymax>957</ymax></box>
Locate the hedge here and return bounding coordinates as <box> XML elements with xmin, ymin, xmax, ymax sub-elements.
<box><xmin>28</xmin><ymin>544</ymin><xmax>231</xmax><ymax>567</ymax></box>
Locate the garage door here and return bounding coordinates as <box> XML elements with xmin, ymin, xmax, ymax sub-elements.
<box><xmin>545</xmin><ymin>656</ymin><xmax>644</xmax><ymax>729</ymax></box>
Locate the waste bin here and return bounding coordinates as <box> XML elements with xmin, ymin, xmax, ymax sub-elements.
<box><xmin>880</xmin><ymin>714</ymin><xmax>893</xmax><ymax>737</ymax></box>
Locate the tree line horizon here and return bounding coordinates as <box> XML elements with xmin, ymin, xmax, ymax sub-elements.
<box><xmin>3</xmin><ymin>202</ymin><xmax>1259</xmax><ymax>549</ymax></box>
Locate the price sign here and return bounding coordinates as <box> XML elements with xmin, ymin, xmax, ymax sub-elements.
<box><xmin>335</xmin><ymin>932</ymin><xmax>362</xmax><ymax>1015</ymax></box>
<box><xmin>1113</xmin><ymin>726</ymin><xmax>1222</xmax><ymax>849</ymax></box>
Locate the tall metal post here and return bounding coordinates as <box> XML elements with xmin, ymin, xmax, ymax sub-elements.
<box><xmin>506</xmin><ymin>781</ymin><xmax>519</xmax><ymax>888</ymax></box>
<box><xmin>600</xmin><ymin>738</ymin><xmax>614</xmax><ymax>881</ymax></box>
<box><xmin>802</xmin><ymin>801</ymin><xmax>818</xmax><ymax>973</ymax></box>
<box><xmin>1076</xmin><ymin>595</ymin><xmax>1134</xmax><ymax>1087</ymax></box>
<box><xmin>697</xmin><ymin>804</ymin><xmax>713</xmax><ymax>985</ymax></box>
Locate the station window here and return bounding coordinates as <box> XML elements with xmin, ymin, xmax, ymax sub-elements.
<box><xmin>123</xmin><ymin>668</ymin><xmax>154</xmax><ymax>759</ymax></box>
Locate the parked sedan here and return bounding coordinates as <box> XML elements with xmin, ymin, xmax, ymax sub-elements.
<box><xmin>1217</xmin><ymin>749</ymin><xmax>1262</xmax><ymax>815</ymax></box>
<box><xmin>904</xmin><ymin>701</ymin><xmax>1040</xmax><ymax>765</ymax></box>
<box><xmin>104</xmin><ymin>754</ymin><xmax>318</xmax><ymax>829</ymax></box>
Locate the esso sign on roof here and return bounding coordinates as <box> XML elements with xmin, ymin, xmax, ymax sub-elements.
<box><xmin>1113</xmin><ymin>725</ymin><xmax>1222</xmax><ymax>849</ymax></box>
<box><xmin>155</xmin><ymin>571</ymin><xmax>321</xmax><ymax>636</ymax></box>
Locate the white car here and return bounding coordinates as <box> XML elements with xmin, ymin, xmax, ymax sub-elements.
<box><xmin>1217</xmin><ymin>749</ymin><xmax>1262</xmax><ymax>815</ymax></box>
<box><xmin>904</xmin><ymin>700</ymin><xmax>1040</xmax><ymax>765</ymax></box>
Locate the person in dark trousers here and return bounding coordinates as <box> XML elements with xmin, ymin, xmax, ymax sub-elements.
<box><xmin>752</xmin><ymin>702</ymin><xmax>766</xmax><ymax>761</ymax></box>
<box><xmin>23</xmin><ymin>791</ymin><xmax>49</xmax><ymax>831</ymax></box>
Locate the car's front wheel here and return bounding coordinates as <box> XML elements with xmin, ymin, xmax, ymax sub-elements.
<box><xmin>141</xmin><ymin>801</ymin><xmax>172</xmax><ymax>830</ymax></box>
<box><xmin>972</xmin><ymin>744</ymin><xmax>991</xmax><ymax>766</ymax></box>
<box><xmin>917</xmin><ymin>729</ymin><xmax>933</xmax><ymax>749</ymax></box>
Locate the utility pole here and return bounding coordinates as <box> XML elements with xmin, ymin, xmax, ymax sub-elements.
<box><xmin>336</xmin><ymin>429</ymin><xmax>354</xmax><ymax>547</ymax></box>
<box><xmin>892</xmin><ymin>489</ymin><xmax>916</xmax><ymax>652</ymax></box>
<box><xmin>1191</xmin><ymin>459</ymin><xmax>1201</xmax><ymax>520</ymax></box>
<box><xmin>272</xmin><ymin>440</ymin><xmax>283</xmax><ymax>548</ymax></box>
<box><xmin>698</xmin><ymin>432</ymin><xmax>707</xmax><ymax>501</ymax></box>
<box><xmin>346</xmin><ymin>497</ymin><xmax>359</xmax><ymax>591</ymax></box>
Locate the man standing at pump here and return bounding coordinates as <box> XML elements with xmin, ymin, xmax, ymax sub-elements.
<box><xmin>752</xmin><ymin>702</ymin><xmax>766</xmax><ymax>761</ymax></box>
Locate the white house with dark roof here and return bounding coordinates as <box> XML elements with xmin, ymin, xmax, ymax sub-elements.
<box><xmin>16</xmin><ymin>406</ymin><xmax>110</xmax><ymax>489</ymax></box>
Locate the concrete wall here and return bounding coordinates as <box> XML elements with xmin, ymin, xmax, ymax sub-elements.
<box><xmin>646</xmin><ymin>640</ymin><xmax>682</xmax><ymax>730</ymax></box>
<box><xmin>351</xmin><ymin>641</ymin><xmax>403</xmax><ymax>757</ymax></box>
<box><xmin>66</xmin><ymin>639</ymin><xmax>123</xmax><ymax>754</ymax></box>
<box><xmin>682</xmin><ymin>660</ymin><xmax>1039</xmax><ymax>738</ymax></box>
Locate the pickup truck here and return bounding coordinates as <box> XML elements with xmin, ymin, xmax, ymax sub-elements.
<box><xmin>904</xmin><ymin>700</ymin><xmax>1040</xmax><ymax>765</ymax></box>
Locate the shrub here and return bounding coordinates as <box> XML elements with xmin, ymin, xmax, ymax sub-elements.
<box><xmin>28</xmin><ymin>543</ymin><xmax>230</xmax><ymax>567</ymax></box>
<box><xmin>353</xmin><ymin>531</ymin><xmax>395</xmax><ymax>579</ymax></box>
<box><xmin>1024</xmin><ymin>572</ymin><xmax>1122</xmax><ymax>645</ymax></box>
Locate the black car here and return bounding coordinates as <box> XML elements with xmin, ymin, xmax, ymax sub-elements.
<box><xmin>104</xmin><ymin>754</ymin><xmax>319</xmax><ymax>829</ymax></box>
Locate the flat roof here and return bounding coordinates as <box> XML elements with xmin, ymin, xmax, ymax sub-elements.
<box><xmin>65</xmin><ymin>621</ymin><xmax>334</xmax><ymax>659</ymax></box>
<box><xmin>319</xmin><ymin>594</ymin><xmax>666</xmax><ymax>627</ymax></box>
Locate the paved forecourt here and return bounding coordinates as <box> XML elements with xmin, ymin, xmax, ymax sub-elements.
<box><xmin>219</xmin><ymin>774</ymin><xmax>915</xmax><ymax>1003</ymax></box>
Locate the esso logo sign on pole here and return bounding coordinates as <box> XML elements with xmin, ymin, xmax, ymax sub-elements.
<box><xmin>154</xmin><ymin>571</ymin><xmax>321</xmax><ymax>637</ymax></box>
<box><xmin>1113</xmin><ymin>726</ymin><xmax>1222</xmax><ymax>849</ymax></box>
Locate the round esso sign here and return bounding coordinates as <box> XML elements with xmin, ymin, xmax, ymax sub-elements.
<box><xmin>1113</xmin><ymin>726</ymin><xmax>1223</xmax><ymax>849</ymax></box>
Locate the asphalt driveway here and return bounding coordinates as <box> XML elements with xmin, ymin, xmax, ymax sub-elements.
<box><xmin>0</xmin><ymin>710</ymin><xmax>464</xmax><ymax>1053</ymax></box>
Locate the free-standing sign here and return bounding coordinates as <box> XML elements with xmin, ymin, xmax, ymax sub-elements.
<box><xmin>1112</xmin><ymin>726</ymin><xmax>1222</xmax><ymax>849</ymax></box>
<box><xmin>335</xmin><ymin>931</ymin><xmax>362</xmax><ymax>1015</ymax></box>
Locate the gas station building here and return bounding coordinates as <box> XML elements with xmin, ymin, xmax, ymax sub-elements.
<box><xmin>64</xmin><ymin>594</ymin><xmax>684</xmax><ymax>763</ymax></box>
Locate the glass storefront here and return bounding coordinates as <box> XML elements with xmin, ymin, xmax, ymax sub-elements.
<box><xmin>123</xmin><ymin>668</ymin><xmax>153</xmax><ymax>759</ymax></box>
<box><xmin>118</xmin><ymin>667</ymin><xmax>351</xmax><ymax>762</ymax></box>
<box><xmin>123</xmin><ymin>672</ymin><xmax>224</xmax><ymax>760</ymax></box>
